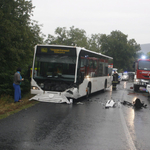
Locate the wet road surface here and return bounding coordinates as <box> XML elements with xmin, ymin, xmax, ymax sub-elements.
<box><xmin>0</xmin><ymin>81</ymin><xmax>150</xmax><ymax>150</ymax></box>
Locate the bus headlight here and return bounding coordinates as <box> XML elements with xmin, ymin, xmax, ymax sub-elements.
<box><xmin>32</xmin><ymin>86</ymin><xmax>39</xmax><ymax>90</ymax></box>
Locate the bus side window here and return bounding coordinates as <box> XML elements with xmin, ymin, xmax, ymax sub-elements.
<box><xmin>89</xmin><ymin>60</ymin><xmax>93</xmax><ymax>68</ymax></box>
<box><xmin>81</xmin><ymin>57</ymin><xmax>85</xmax><ymax>67</ymax></box>
<box><xmin>99</xmin><ymin>63</ymin><xmax>103</xmax><ymax>76</ymax></box>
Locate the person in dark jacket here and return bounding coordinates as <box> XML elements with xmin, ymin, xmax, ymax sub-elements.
<box><xmin>13</xmin><ymin>68</ymin><xmax>24</xmax><ymax>103</ymax></box>
<box><xmin>113</xmin><ymin>71</ymin><xmax>119</xmax><ymax>81</ymax></box>
<box><xmin>112</xmin><ymin>71</ymin><xmax>119</xmax><ymax>90</ymax></box>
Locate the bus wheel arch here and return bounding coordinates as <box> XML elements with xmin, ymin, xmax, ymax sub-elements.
<box><xmin>103</xmin><ymin>79</ymin><xmax>107</xmax><ymax>92</ymax></box>
<box><xmin>86</xmin><ymin>82</ymin><xmax>91</xmax><ymax>98</ymax></box>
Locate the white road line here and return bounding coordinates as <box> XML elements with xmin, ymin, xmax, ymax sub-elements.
<box><xmin>120</xmin><ymin>92</ymin><xmax>136</xmax><ymax>150</ymax></box>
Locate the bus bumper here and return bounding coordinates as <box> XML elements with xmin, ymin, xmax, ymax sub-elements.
<box><xmin>29</xmin><ymin>93</ymin><xmax>72</xmax><ymax>104</ymax></box>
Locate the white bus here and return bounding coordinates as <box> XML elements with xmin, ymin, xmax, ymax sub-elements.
<box><xmin>30</xmin><ymin>45</ymin><xmax>113</xmax><ymax>104</ymax></box>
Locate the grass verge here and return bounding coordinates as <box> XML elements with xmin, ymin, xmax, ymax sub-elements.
<box><xmin>0</xmin><ymin>93</ymin><xmax>39</xmax><ymax>120</ymax></box>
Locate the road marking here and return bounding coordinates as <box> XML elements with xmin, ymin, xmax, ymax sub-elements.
<box><xmin>119</xmin><ymin>92</ymin><xmax>136</xmax><ymax>150</ymax></box>
<box><xmin>124</xmin><ymin>82</ymin><xmax>126</xmax><ymax>89</ymax></box>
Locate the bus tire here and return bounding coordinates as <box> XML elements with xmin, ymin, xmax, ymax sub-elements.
<box><xmin>103</xmin><ymin>80</ymin><xmax>107</xmax><ymax>92</ymax></box>
<box><xmin>86</xmin><ymin>83</ymin><xmax>91</xmax><ymax>98</ymax></box>
<box><xmin>134</xmin><ymin>85</ymin><xmax>139</xmax><ymax>92</ymax></box>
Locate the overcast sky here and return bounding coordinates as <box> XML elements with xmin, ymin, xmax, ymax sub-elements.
<box><xmin>31</xmin><ymin>0</ymin><xmax>150</xmax><ymax>45</ymax></box>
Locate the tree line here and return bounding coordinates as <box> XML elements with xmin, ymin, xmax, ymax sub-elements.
<box><xmin>0</xmin><ymin>0</ymin><xmax>144</xmax><ymax>97</ymax></box>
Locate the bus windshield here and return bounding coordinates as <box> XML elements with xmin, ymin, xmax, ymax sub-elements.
<box><xmin>138</xmin><ymin>60</ymin><xmax>150</xmax><ymax>71</ymax></box>
<box><xmin>33</xmin><ymin>54</ymin><xmax>76</xmax><ymax>82</ymax></box>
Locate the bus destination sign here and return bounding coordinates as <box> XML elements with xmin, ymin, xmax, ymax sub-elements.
<box><xmin>37</xmin><ymin>46</ymin><xmax>76</xmax><ymax>55</ymax></box>
<box><xmin>50</xmin><ymin>48</ymin><xmax>70</xmax><ymax>54</ymax></box>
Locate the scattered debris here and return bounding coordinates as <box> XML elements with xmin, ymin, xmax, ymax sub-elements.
<box><xmin>76</xmin><ymin>102</ymin><xmax>84</xmax><ymax>105</ymax></box>
<box><xmin>121</xmin><ymin>100</ymin><xmax>133</xmax><ymax>107</ymax></box>
<box><xmin>105</xmin><ymin>100</ymin><xmax>116</xmax><ymax>109</ymax></box>
<box><xmin>121</xmin><ymin>98</ymin><xmax>147</xmax><ymax>109</ymax></box>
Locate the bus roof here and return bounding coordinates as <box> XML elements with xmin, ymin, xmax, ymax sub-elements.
<box><xmin>35</xmin><ymin>44</ymin><xmax>113</xmax><ymax>60</ymax></box>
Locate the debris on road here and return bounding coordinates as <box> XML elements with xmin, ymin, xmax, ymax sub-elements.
<box><xmin>105</xmin><ymin>100</ymin><xmax>116</xmax><ymax>109</ymax></box>
<box><xmin>76</xmin><ymin>102</ymin><xmax>84</xmax><ymax>105</ymax></box>
<box><xmin>133</xmin><ymin>98</ymin><xmax>147</xmax><ymax>109</ymax></box>
<box><xmin>121</xmin><ymin>100</ymin><xmax>133</xmax><ymax>107</ymax></box>
<box><xmin>121</xmin><ymin>98</ymin><xmax>147</xmax><ymax>109</ymax></box>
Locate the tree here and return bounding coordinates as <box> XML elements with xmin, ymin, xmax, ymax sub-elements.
<box><xmin>0</xmin><ymin>0</ymin><xmax>43</xmax><ymax>96</ymax></box>
<box><xmin>87</xmin><ymin>34</ymin><xmax>102</xmax><ymax>52</ymax></box>
<box><xmin>45</xmin><ymin>26</ymin><xmax>88</xmax><ymax>47</ymax></box>
<box><xmin>100</xmin><ymin>30</ymin><xmax>140</xmax><ymax>71</ymax></box>
<box><xmin>146</xmin><ymin>52</ymin><xmax>150</xmax><ymax>59</ymax></box>
<box><xmin>127</xmin><ymin>39</ymin><xmax>141</xmax><ymax>70</ymax></box>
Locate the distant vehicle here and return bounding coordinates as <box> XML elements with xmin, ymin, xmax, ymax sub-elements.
<box><xmin>133</xmin><ymin>59</ymin><xmax>150</xmax><ymax>92</ymax></box>
<box><xmin>122</xmin><ymin>72</ymin><xmax>129</xmax><ymax>81</ymax></box>
<box><xmin>112</xmin><ymin>68</ymin><xmax>118</xmax><ymax>74</ymax></box>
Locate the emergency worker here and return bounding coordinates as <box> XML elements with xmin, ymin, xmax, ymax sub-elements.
<box><xmin>112</xmin><ymin>71</ymin><xmax>118</xmax><ymax>90</ymax></box>
<box><xmin>113</xmin><ymin>71</ymin><xmax>119</xmax><ymax>81</ymax></box>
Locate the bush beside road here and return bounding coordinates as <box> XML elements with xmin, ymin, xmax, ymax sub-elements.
<box><xmin>0</xmin><ymin>93</ymin><xmax>38</xmax><ymax>120</ymax></box>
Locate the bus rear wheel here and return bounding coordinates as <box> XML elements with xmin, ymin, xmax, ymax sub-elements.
<box><xmin>103</xmin><ymin>80</ymin><xmax>107</xmax><ymax>92</ymax></box>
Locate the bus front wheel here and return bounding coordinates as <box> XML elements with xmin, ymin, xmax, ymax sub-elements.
<box><xmin>86</xmin><ymin>83</ymin><xmax>91</xmax><ymax>98</ymax></box>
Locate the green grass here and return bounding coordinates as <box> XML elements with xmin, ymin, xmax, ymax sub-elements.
<box><xmin>0</xmin><ymin>93</ymin><xmax>39</xmax><ymax>120</ymax></box>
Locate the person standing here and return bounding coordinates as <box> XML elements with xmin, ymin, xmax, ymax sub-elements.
<box><xmin>13</xmin><ymin>68</ymin><xmax>24</xmax><ymax>103</ymax></box>
<box><xmin>112</xmin><ymin>71</ymin><xmax>119</xmax><ymax>90</ymax></box>
<box><xmin>113</xmin><ymin>71</ymin><xmax>119</xmax><ymax>81</ymax></box>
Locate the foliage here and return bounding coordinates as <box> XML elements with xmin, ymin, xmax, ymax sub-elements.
<box><xmin>0</xmin><ymin>0</ymin><xmax>43</xmax><ymax>96</ymax></box>
<box><xmin>87</xmin><ymin>34</ymin><xmax>102</xmax><ymax>52</ymax></box>
<box><xmin>45</xmin><ymin>26</ymin><xmax>88</xmax><ymax>48</ymax></box>
<box><xmin>100</xmin><ymin>31</ymin><xmax>141</xmax><ymax>71</ymax></box>
<box><xmin>146</xmin><ymin>52</ymin><xmax>150</xmax><ymax>59</ymax></box>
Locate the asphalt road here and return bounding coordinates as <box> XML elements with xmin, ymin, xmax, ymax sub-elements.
<box><xmin>0</xmin><ymin>81</ymin><xmax>150</xmax><ymax>150</ymax></box>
